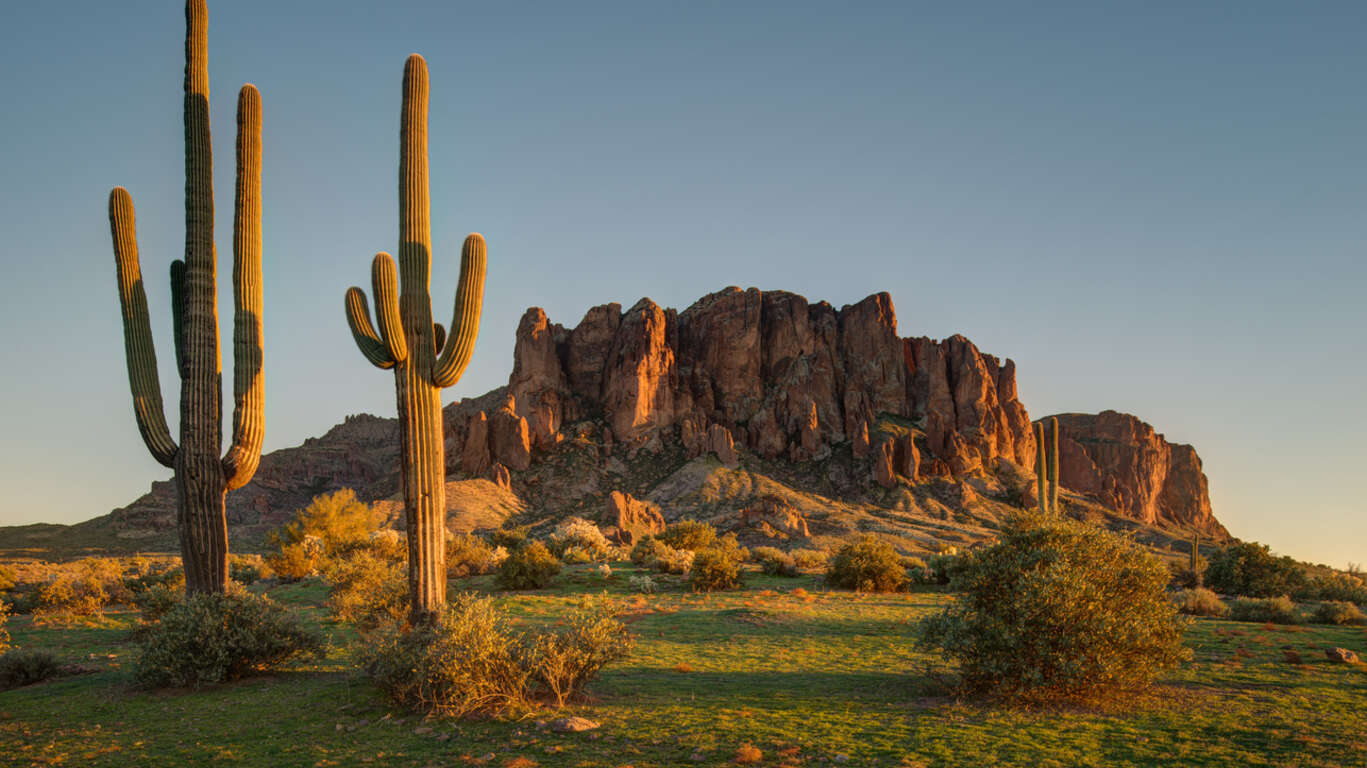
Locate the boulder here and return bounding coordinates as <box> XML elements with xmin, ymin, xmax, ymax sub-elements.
<box><xmin>601</xmin><ymin>490</ymin><xmax>665</xmax><ymax>545</ymax></box>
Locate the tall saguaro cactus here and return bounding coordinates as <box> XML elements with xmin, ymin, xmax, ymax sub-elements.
<box><xmin>344</xmin><ymin>54</ymin><xmax>487</xmax><ymax>622</ymax></box>
<box><xmin>1036</xmin><ymin>417</ymin><xmax>1060</xmax><ymax>515</ymax></box>
<box><xmin>107</xmin><ymin>0</ymin><xmax>264</xmax><ymax>595</ymax></box>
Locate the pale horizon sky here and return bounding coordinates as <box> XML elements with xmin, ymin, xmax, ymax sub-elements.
<box><xmin>1</xmin><ymin>1</ymin><xmax>1363</xmax><ymax>568</ymax></box>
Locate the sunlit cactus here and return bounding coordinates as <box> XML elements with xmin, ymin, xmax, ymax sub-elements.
<box><xmin>1036</xmin><ymin>417</ymin><xmax>1060</xmax><ymax>515</ymax></box>
<box><xmin>344</xmin><ymin>54</ymin><xmax>487</xmax><ymax>622</ymax></box>
<box><xmin>107</xmin><ymin>0</ymin><xmax>264</xmax><ymax>595</ymax></box>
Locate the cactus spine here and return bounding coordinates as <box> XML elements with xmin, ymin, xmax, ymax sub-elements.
<box><xmin>107</xmin><ymin>1</ymin><xmax>264</xmax><ymax>595</ymax></box>
<box><xmin>344</xmin><ymin>54</ymin><xmax>487</xmax><ymax>623</ymax></box>
<box><xmin>1036</xmin><ymin>417</ymin><xmax>1060</xmax><ymax>515</ymax></box>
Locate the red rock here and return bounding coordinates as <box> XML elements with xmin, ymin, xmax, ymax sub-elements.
<box><xmin>601</xmin><ymin>427</ymin><xmax>614</xmax><ymax>457</ymax></box>
<box><xmin>739</xmin><ymin>496</ymin><xmax>810</xmax><ymax>539</ymax></box>
<box><xmin>677</xmin><ymin>288</ymin><xmax>765</xmax><ymax>424</ymax></box>
<box><xmin>508</xmin><ymin>308</ymin><xmax>569</xmax><ymax>450</ymax></box>
<box><xmin>491</xmin><ymin>463</ymin><xmax>511</xmax><ymax>491</ymax></box>
<box><xmin>602</xmin><ymin>298</ymin><xmax>677</xmax><ymax>442</ymax></box>
<box><xmin>851</xmin><ymin>419</ymin><xmax>871</xmax><ymax>459</ymax></box>
<box><xmin>489</xmin><ymin>396</ymin><xmax>532</xmax><ymax>471</ymax></box>
<box><xmin>893</xmin><ymin>433</ymin><xmax>920</xmax><ymax>480</ymax></box>
<box><xmin>565</xmin><ymin>303</ymin><xmax>621</xmax><ymax>400</ymax></box>
<box><xmin>874</xmin><ymin>441</ymin><xmax>896</xmax><ymax>488</ymax></box>
<box><xmin>794</xmin><ymin>401</ymin><xmax>822</xmax><ymax>460</ymax></box>
<box><xmin>601</xmin><ymin>490</ymin><xmax>665</xmax><ymax>545</ymax></box>
<box><xmin>706</xmin><ymin>423</ymin><xmax>738</xmax><ymax>467</ymax></box>
<box><xmin>460</xmin><ymin>411</ymin><xmax>491</xmax><ymax>476</ymax></box>
<box><xmin>746</xmin><ymin>407</ymin><xmax>786</xmax><ymax>459</ymax></box>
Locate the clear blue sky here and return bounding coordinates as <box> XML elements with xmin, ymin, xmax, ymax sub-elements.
<box><xmin>1</xmin><ymin>1</ymin><xmax>1363</xmax><ymax>567</ymax></box>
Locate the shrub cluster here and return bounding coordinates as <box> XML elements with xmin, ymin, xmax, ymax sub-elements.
<box><xmin>1171</xmin><ymin>587</ymin><xmax>1229</xmax><ymax>617</ymax></box>
<box><xmin>631</xmin><ymin>536</ymin><xmax>694</xmax><ymax>576</ymax></box>
<box><xmin>790</xmin><ymin>549</ymin><xmax>829</xmax><ymax>570</ymax></box>
<box><xmin>1311</xmin><ymin>601</ymin><xmax>1365</xmax><ymax>626</ymax></box>
<box><xmin>325</xmin><ymin>548</ymin><xmax>408</xmax><ymax>631</ymax></box>
<box><xmin>658</xmin><ymin>520</ymin><xmax>717</xmax><ymax>552</ymax></box>
<box><xmin>497</xmin><ymin>541</ymin><xmax>562</xmax><ymax>590</ymax></box>
<box><xmin>445</xmin><ymin>533</ymin><xmax>505</xmax><ymax>578</ymax></box>
<box><xmin>825</xmin><ymin>535</ymin><xmax>909</xmax><ymax>593</ymax></box>
<box><xmin>690</xmin><ymin>548</ymin><xmax>742</xmax><ymax>592</ymax></box>
<box><xmin>1227</xmin><ymin>596</ymin><xmax>1300</xmax><ymax>625</ymax></box>
<box><xmin>0</xmin><ymin>600</ymin><xmax>10</xmax><ymax>655</ymax></box>
<box><xmin>918</xmin><ymin>514</ymin><xmax>1190</xmax><ymax>703</ymax></box>
<box><xmin>1206</xmin><ymin>542</ymin><xmax>1307</xmax><ymax>598</ymax></box>
<box><xmin>1302</xmin><ymin>571</ymin><xmax>1367</xmax><ymax>606</ymax></box>
<box><xmin>33</xmin><ymin>558</ymin><xmax>126</xmax><ymax>625</ymax></box>
<box><xmin>134</xmin><ymin>591</ymin><xmax>325</xmax><ymax>688</ymax></box>
<box><xmin>548</xmin><ymin>518</ymin><xmax>613</xmax><ymax>562</ymax></box>
<box><xmin>752</xmin><ymin>547</ymin><xmax>798</xmax><ymax>577</ymax></box>
<box><xmin>0</xmin><ymin>649</ymin><xmax>62</xmax><ymax>690</ymax></box>
<box><xmin>267</xmin><ymin>489</ymin><xmax>380</xmax><ymax>581</ymax></box>
<box><xmin>228</xmin><ymin>554</ymin><xmax>271</xmax><ymax>585</ymax></box>
<box><xmin>125</xmin><ymin>563</ymin><xmax>185</xmax><ymax>623</ymax></box>
<box><xmin>362</xmin><ymin>593</ymin><xmax>632</xmax><ymax>717</ymax></box>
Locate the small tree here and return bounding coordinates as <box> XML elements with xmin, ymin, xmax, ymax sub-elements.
<box><xmin>919</xmin><ymin>514</ymin><xmax>1190</xmax><ymax>703</ymax></box>
<box><xmin>825</xmin><ymin>535</ymin><xmax>908</xmax><ymax>593</ymax></box>
<box><xmin>1205</xmin><ymin>542</ymin><xmax>1308</xmax><ymax>598</ymax></box>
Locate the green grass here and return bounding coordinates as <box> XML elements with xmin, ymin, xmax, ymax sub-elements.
<box><xmin>2</xmin><ymin>565</ymin><xmax>1365</xmax><ymax>767</ymax></box>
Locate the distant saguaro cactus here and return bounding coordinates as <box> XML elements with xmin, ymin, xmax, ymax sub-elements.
<box><xmin>107</xmin><ymin>0</ymin><xmax>264</xmax><ymax>595</ymax></box>
<box><xmin>344</xmin><ymin>54</ymin><xmax>487</xmax><ymax>622</ymax></box>
<box><xmin>1036</xmin><ymin>417</ymin><xmax>1060</xmax><ymax>515</ymax></box>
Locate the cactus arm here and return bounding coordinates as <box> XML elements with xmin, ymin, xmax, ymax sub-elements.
<box><xmin>432</xmin><ymin>233</ymin><xmax>486</xmax><ymax>388</ymax></box>
<box><xmin>1035</xmin><ymin>421</ymin><xmax>1047</xmax><ymax>514</ymax></box>
<box><xmin>170</xmin><ymin>260</ymin><xmax>187</xmax><ymax>375</ymax></box>
<box><xmin>371</xmin><ymin>252</ymin><xmax>408</xmax><ymax>363</ymax></box>
<box><xmin>222</xmin><ymin>84</ymin><xmax>264</xmax><ymax>490</ymax></box>
<box><xmin>108</xmin><ymin>188</ymin><xmax>179</xmax><ymax>468</ymax></box>
<box><xmin>345</xmin><ymin>288</ymin><xmax>395</xmax><ymax>369</ymax></box>
<box><xmin>1049</xmin><ymin>416</ymin><xmax>1060</xmax><ymax>513</ymax></box>
<box><xmin>432</xmin><ymin>323</ymin><xmax>446</xmax><ymax>352</ymax></box>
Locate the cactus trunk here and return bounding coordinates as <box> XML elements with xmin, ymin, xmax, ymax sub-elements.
<box><xmin>107</xmin><ymin>0</ymin><xmax>265</xmax><ymax>595</ymax></box>
<box><xmin>1035</xmin><ymin>418</ymin><xmax>1060</xmax><ymax>515</ymax></box>
<box><xmin>345</xmin><ymin>54</ymin><xmax>487</xmax><ymax>623</ymax></box>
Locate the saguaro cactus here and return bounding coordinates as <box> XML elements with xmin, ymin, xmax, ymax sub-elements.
<box><xmin>1035</xmin><ymin>417</ymin><xmax>1060</xmax><ymax>515</ymax></box>
<box><xmin>107</xmin><ymin>0</ymin><xmax>264</xmax><ymax>595</ymax></box>
<box><xmin>344</xmin><ymin>54</ymin><xmax>487</xmax><ymax>622</ymax></box>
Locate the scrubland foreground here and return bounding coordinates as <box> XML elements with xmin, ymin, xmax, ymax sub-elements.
<box><xmin>1</xmin><ymin>563</ymin><xmax>1364</xmax><ymax>768</ymax></box>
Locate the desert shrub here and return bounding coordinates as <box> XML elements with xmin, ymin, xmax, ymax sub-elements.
<box><xmin>325</xmin><ymin>548</ymin><xmax>408</xmax><ymax>631</ymax></box>
<box><xmin>629</xmin><ymin>574</ymin><xmax>657</xmax><ymax>594</ymax></box>
<box><xmin>362</xmin><ymin>593</ymin><xmax>531</xmax><ymax>717</ymax></box>
<box><xmin>34</xmin><ymin>561</ymin><xmax>118</xmax><ymax>625</ymax></box>
<box><xmin>826</xmin><ymin>535</ymin><xmax>909</xmax><ymax>593</ymax></box>
<box><xmin>918</xmin><ymin>514</ymin><xmax>1191</xmax><ymax>703</ymax></box>
<box><xmin>228</xmin><ymin>554</ymin><xmax>270</xmax><ymax>585</ymax></box>
<box><xmin>711</xmin><ymin>532</ymin><xmax>750</xmax><ymax>563</ymax></box>
<box><xmin>595</xmin><ymin>563</ymin><xmax>613</xmax><ymax>581</ymax></box>
<box><xmin>1303</xmin><ymin>571</ymin><xmax>1367</xmax><ymax>605</ymax></box>
<box><xmin>1169</xmin><ymin>565</ymin><xmax>1203</xmax><ymax>590</ymax></box>
<box><xmin>651</xmin><ymin>546</ymin><xmax>695</xmax><ymax>576</ymax></box>
<box><xmin>1206</xmin><ymin>542</ymin><xmax>1308</xmax><ymax>598</ymax></box>
<box><xmin>134</xmin><ymin>591</ymin><xmax>324</xmax><ymax>688</ymax></box>
<box><xmin>630</xmin><ymin>536</ymin><xmax>670</xmax><ymax>566</ymax></box>
<box><xmin>790</xmin><ymin>548</ymin><xmax>829</xmax><ymax>570</ymax></box>
<box><xmin>0</xmin><ymin>649</ymin><xmax>61</xmax><ymax>690</ymax></box>
<box><xmin>497</xmin><ymin>541</ymin><xmax>561</xmax><ymax>590</ymax></box>
<box><xmin>523</xmin><ymin>604</ymin><xmax>634</xmax><ymax>706</ymax></box>
<box><xmin>689</xmin><ymin>548</ymin><xmax>743</xmax><ymax>592</ymax></box>
<box><xmin>487</xmin><ymin>527</ymin><xmax>530</xmax><ymax>551</ymax></box>
<box><xmin>0</xmin><ymin>564</ymin><xmax>16</xmax><ymax>592</ymax></box>
<box><xmin>1227</xmin><ymin>596</ymin><xmax>1301</xmax><ymax>625</ymax></box>
<box><xmin>548</xmin><ymin>517</ymin><xmax>612</xmax><ymax>561</ymax></box>
<box><xmin>902</xmin><ymin>555</ymin><xmax>934</xmax><ymax>584</ymax></box>
<box><xmin>658</xmin><ymin>520</ymin><xmax>716</xmax><ymax>552</ymax></box>
<box><xmin>752</xmin><ymin>547</ymin><xmax>798</xmax><ymax>577</ymax></box>
<box><xmin>267</xmin><ymin>490</ymin><xmax>379</xmax><ymax>577</ymax></box>
<box><xmin>925</xmin><ymin>553</ymin><xmax>959</xmax><ymax>585</ymax></box>
<box><xmin>1310</xmin><ymin>600</ymin><xmax>1364</xmax><ymax>626</ymax></box>
<box><xmin>123</xmin><ymin>563</ymin><xmax>185</xmax><ymax>623</ymax></box>
<box><xmin>446</xmin><ymin>533</ymin><xmax>499</xmax><ymax>578</ymax></box>
<box><xmin>0</xmin><ymin>600</ymin><xmax>10</xmax><ymax>655</ymax></box>
<box><xmin>561</xmin><ymin>546</ymin><xmax>593</xmax><ymax>565</ymax></box>
<box><xmin>1172</xmin><ymin>587</ymin><xmax>1229</xmax><ymax>617</ymax></box>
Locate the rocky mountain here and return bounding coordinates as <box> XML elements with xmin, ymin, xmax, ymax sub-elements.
<box><xmin>97</xmin><ymin>287</ymin><xmax>1228</xmax><ymax>555</ymax></box>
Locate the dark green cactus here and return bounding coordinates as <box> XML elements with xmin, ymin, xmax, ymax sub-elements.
<box><xmin>345</xmin><ymin>54</ymin><xmax>487</xmax><ymax>622</ymax></box>
<box><xmin>107</xmin><ymin>0</ymin><xmax>264</xmax><ymax>595</ymax></box>
<box><xmin>1036</xmin><ymin>417</ymin><xmax>1060</xmax><ymax>515</ymax></box>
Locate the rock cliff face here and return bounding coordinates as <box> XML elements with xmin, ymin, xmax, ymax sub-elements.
<box><xmin>1047</xmin><ymin>411</ymin><xmax>1227</xmax><ymax>536</ymax></box>
<box><xmin>101</xmin><ymin>287</ymin><xmax>1230</xmax><ymax>549</ymax></box>
<box><xmin>508</xmin><ymin>287</ymin><xmax>1035</xmax><ymax>479</ymax></box>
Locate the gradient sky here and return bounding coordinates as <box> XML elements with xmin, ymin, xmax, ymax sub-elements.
<box><xmin>1</xmin><ymin>1</ymin><xmax>1362</xmax><ymax>567</ymax></box>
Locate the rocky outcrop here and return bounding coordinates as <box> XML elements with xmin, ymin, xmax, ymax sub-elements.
<box><xmin>508</xmin><ymin>308</ymin><xmax>568</xmax><ymax>450</ymax></box>
<box><xmin>738</xmin><ymin>496</ymin><xmax>810</xmax><ymax>539</ymax></box>
<box><xmin>1048</xmin><ymin>411</ymin><xmax>1226</xmax><ymax>536</ymax></box>
<box><xmin>488</xmin><ymin>396</ymin><xmax>532</xmax><ymax>471</ymax></box>
<box><xmin>600</xmin><ymin>490</ymin><xmax>665</xmax><ymax>545</ymax></box>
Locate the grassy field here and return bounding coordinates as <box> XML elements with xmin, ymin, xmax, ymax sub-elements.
<box><xmin>2</xmin><ymin>565</ymin><xmax>1365</xmax><ymax>768</ymax></box>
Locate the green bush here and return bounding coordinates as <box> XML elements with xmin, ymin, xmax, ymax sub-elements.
<box><xmin>132</xmin><ymin>583</ymin><xmax>183</xmax><ymax>624</ymax></box>
<box><xmin>523</xmin><ymin>604</ymin><xmax>634</xmax><ymax>707</ymax></box>
<box><xmin>658</xmin><ymin>520</ymin><xmax>717</xmax><ymax>552</ymax></box>
<box><xmin>0</xmin><ymin>649</ymin><xmax>62</xmax><ymax>690</ymax></box>
<box><xmin>266</xmin><ymin>541</ymin><xmax>319</xmax><ymax>582</ymax></box>
<box><xmin>446</xmin><ymin>533</ymin><xmax>500</xmax><ymax>578</ymax></box>
<box><xmin>1227</xmin><ymin>596</ymin><xmax>1300</xmax><ymax>625</ymax></box>
<box><xmin>34</xmin><ymin>560</ymin><xmax>120</xmax><ymax>625</ymax></box>
<box><xmin>267</xmin><ymin>489</ymin><xmax>379</xmax><ymax>578</ymax></box>
<box><xmin>1310</xmin><ymin>601</ymin><xmax>1364</xmax><ymax>626</ymax></box>
<box><xmin>487</xmin><ymin>527</ymin><xmax>530</xmax><ymax>551</ymax></box>
<box><xmin>1303</xmin><ymin>571</ymin><xmax>1367</xmax><ymax>605</ymax></box>
<box><xmin>630</xmin><ymin>536</ymin><xmax>670</xmax><ymax>566</ymax></box>
<box><xmin>918</xmin><ymin>514</ymin><xmax>1191</xmax><ymax>703</ymax></box>
<box><xmin>0</xmin><ymin>564</ymin><xmax>16</xmax><ymax>592</ymax></box>
<box><xmin>325</xmin><ymin>548</ymin><xmax>408</xmax><ymax>631</ymax></box>
<box><xmin>548</xmin><ymin>517</ymin><xmax>613</xmax><ymax>561</ymax></box>
<box><xmin>651</xmin><ymin>546</ymin><xmax>694</xmax><ymax>576</ymax></box>
<box><xmin>926</xmin><ymin>553</ymin><xmax>959</xmax><ymax>585</ymax></box>
<box><xmin>1206</xmin><ymin>542</ymin><xmax>1308</xmax><ymax>598</ymax></box>
<box><xmin>689</xmin><ymin>548</ymin><xmax>743</xmax><ymax>592</ymax></box>
<box><xmin>790</xmin><ymin>549</ymin><xmax>829</xmax><ymax>570</ymax></box>
<box><xmin>497</xmin><ymin>541</ymin><xmax>562</xmax><ymax>590</ymax></box>
<box><xmin>826</xmin><ymin>535</ymin><xmax>909</xmax><ymax>593</ymax></box>
<box><xmin>228</xmin><ymin>554</ymin><xmax>270</xmax><ymax>585</ymax></box>
<box><xmin>1172</xmin><ymin>587</ymin><xmax>1229</xmax><ymax>617</ymax></box>
<box><xmin>134</xmin><ymin>591</ymin><xmax>325</xmax><ymax>688</ymax></box>
<box><xmin>752</xmin><ymin>547</ymin><xmax>798</xmax><ymax>577</ymax></box>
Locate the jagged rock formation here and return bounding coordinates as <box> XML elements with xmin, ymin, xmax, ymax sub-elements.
<box><xmin>1047</xmin><ymin>411</ymin><xmax>1227</xmax><ymax>536</ymax></box>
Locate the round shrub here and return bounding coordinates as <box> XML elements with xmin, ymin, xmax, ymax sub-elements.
<box><xmin>790</xmin><ymin>548</ymin><xmax>829</xmax><ymax>570</ymax></box>
<box><xmin>630</xmin><ymin>536</ymin><xmax>670</xmax><ymax>566</ymax></box>
<box><xmin>446</xmin><ymin>532</ymin><xmax>499</xmax><ymax>578</ymax></box>
<box><xmin>1227</xmin><ymin>596</ymin><xmax>1300</xmax><ymax>625</ymax></box>
<box><xmin>689</xmin><ymin>549</ymin><xmax>742</xmax><ymax>592</ymax></box>
<box><xmin>826</xmin><ymin>535</ymin><xmax>909</xmax><ymax>593</ymax></box>
<box><xmin>918</xmin><ymin>514</ymin><xmax>1191</xmax><ymax>703</ymax></box>
<box><xmin>228</xmin><ymin>554</ymin><xmax>270</xmax><ymax>585</ymax></box>
<box><xmin>548</xmin><ymin>517</ymin><xmax>613</xmax><ymax>561</ymax></box>
<box><xmin>1304</xmin><ymin>571</ymin><xmax>1367</xmax><ymax>605</ymax></box>
<box><xmin>0</xmin><ymin>649</ymin><xmax>61</xmax><ymax>690</ymax></box>
<box><xmin>752</xmin><ymin>547</ymin><xmax>798</xmax><ymax>577</ymax></box>
<box><xmin>497</xmin><ymin>541</ymin><xmax>562</xmax><ymax>590</ymax></box>
<box><xmin>1206</xmin><ymin>542</ymin><xmax>1308</xmax><ymax>598</ymax></box>
<box><xmin>1172</xmin><ymin>587</ymin><xmax>1229</xmax><ymax>617</ymax></box>
<box><xmin>325</xmin><ymin>548</ymin><xmax>408</xmax><ymax>631</ymax></box>
<box><xmin>658</xmin><ymin>520</ymin><xmax>717</xmax><ymax>552</ymax></box>
<box><xmin>134</xmin><ymin>591</ymin><xmax>325</xmax><ymax>688</ymax></box>
<box><xmin>1311</xmin><ymin>601</ymin><xmax>1365</xmax><ymax>626</ymax></box>
<box><xmin>522</xmin><ymin>604</ymin><xmax>634</xmax><ymax>706</ymax></box>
